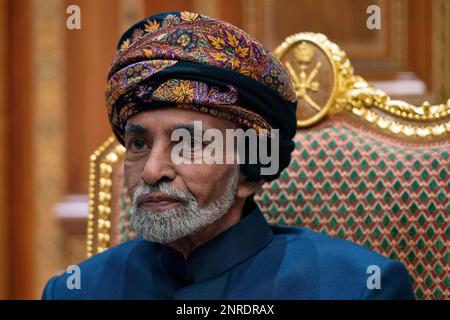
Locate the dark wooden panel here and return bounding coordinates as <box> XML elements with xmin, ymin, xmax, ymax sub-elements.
<box><xmin>407</xmin><ymin>0</ymin><xmax>432</xmax><ymax>89</ymax></box>
<box><xmin>273</xmin><ymin>0</ymin><xmax>379</xmax><ymax>42</ymax></box>
<box><xmin>145</xmin><ymin>0</ymin><xmax>195</xmax><ymax>15</ymax></box>
<box><xmin>65</xmin><ymin>0</ymin><xmax>119</xmax><ymax>194</ymax></box>
<box><xmin>0</xmin><ymin>0</ymin><xmax>9</xmax><ymax>300</ymax></box>
<box><xmin>8</xmin><ymin>0</ymin><xmax>35</xmax><ymax>299</ymax></box>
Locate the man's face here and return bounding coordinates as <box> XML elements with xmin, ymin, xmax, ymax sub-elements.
<box><xmin>124</xmin><ymin>107</ymin><xmax>246</xmax><ymax>243</ymax></box>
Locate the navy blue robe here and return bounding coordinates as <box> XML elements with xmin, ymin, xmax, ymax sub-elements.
<box><xmin>42</xmin><ymin>207</ymin><xmax>415</xmax><ymax>299</ymax></box>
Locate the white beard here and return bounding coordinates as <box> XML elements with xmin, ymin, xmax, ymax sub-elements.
<box><xmin>130</xmin><ymin>167</ymin><xmax>239</xmax><ymax>244</ymax></box>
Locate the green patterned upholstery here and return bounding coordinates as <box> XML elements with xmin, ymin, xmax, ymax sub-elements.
<box><xmin>116</xmin><ymin>116</ymin><xmax>450</xmax><ymax>300</ymax></box>
<box><xmin>255</xmin><ymin>117</ymin><xmax>450</xmax><ymax>300</ymax></box>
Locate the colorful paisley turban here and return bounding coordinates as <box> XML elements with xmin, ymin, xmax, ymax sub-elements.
<box><xmin>105</xmin><ymin>11</ymin><xmax>297</xmax><ymax>181</ymax></box>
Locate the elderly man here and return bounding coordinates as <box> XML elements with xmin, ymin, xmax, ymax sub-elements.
<box><xmin>42</xmin><ymin>11</ymin><xmax>414</xmax><ymax>299</ymax></box>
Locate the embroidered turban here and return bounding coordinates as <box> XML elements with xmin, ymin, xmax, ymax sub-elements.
<box><xmin>105</xmin><ymin>11</ymin><xmax>297</xmax><ymax>181</ymax></box>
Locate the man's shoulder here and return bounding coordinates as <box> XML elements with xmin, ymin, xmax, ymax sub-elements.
<box><xmin>271</xmin><ymin>224</ymin><xmax>391</xmax><ymax>264</ymax></box>
<box><xmin>268</xmin><ymin>224</ymin><xmax>415</xmax><ymax>299</ymax></box>
<box><xmin>41</xmin><ymin>239</ymin><xmax>143</xmax><ymax>299</ymax></box>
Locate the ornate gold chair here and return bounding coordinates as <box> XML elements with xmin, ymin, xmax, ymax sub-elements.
<box><xmin>87</xmin><ymin>33</ymin><xmax>450</xmax><ymax>300</ymax></box>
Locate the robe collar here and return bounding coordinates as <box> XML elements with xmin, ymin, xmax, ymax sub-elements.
<box><xmin>154</xmin><ymin>204</ymin><xmax>274</xmax><ymax>284</ymax></box>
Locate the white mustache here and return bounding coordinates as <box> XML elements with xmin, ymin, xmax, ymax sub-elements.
<box><xmin>132</xmin><ymin>182</ymin><xmax>197</xmax><ymax>206</ymax></box>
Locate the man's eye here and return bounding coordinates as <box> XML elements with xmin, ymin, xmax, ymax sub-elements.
<box><xmin>128</xmin><ymin>139</ymin><xmax>148</xmax><ymax>152</ymax></box>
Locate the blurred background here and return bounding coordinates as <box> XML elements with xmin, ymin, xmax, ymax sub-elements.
<box><xmin>0</xmin><ymin>0</ymin><xmax>448</xmax><ymax>299</ymax></box>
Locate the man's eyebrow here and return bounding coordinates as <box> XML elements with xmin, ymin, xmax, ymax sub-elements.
<box><xmin>124</xmin><ymin>124</ymin><xmax>147</xmax><ymax>135</ymax></box>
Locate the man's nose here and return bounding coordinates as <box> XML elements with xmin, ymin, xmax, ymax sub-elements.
<box><xmin>140</xmin><ymin>141</ymin><xmax>176</xmax><ymax>185</ymax></box>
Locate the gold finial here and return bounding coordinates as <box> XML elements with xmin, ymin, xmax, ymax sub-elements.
<box><xmin>422</xmin><ymin>101</ymin><xmax>431</xmax><ymax>115</ymax></box>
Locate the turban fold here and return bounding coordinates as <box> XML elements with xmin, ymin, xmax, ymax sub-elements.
<box><xmin>105</xmin><ymin>11</ymin><xmax>297</xmax><ymax>181</ymax></box>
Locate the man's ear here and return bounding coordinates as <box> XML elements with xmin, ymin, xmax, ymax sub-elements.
<box><xmin>235</xmin><ymin>174</ymin><xmax>264</xmax><ymax>199</ymax></box>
